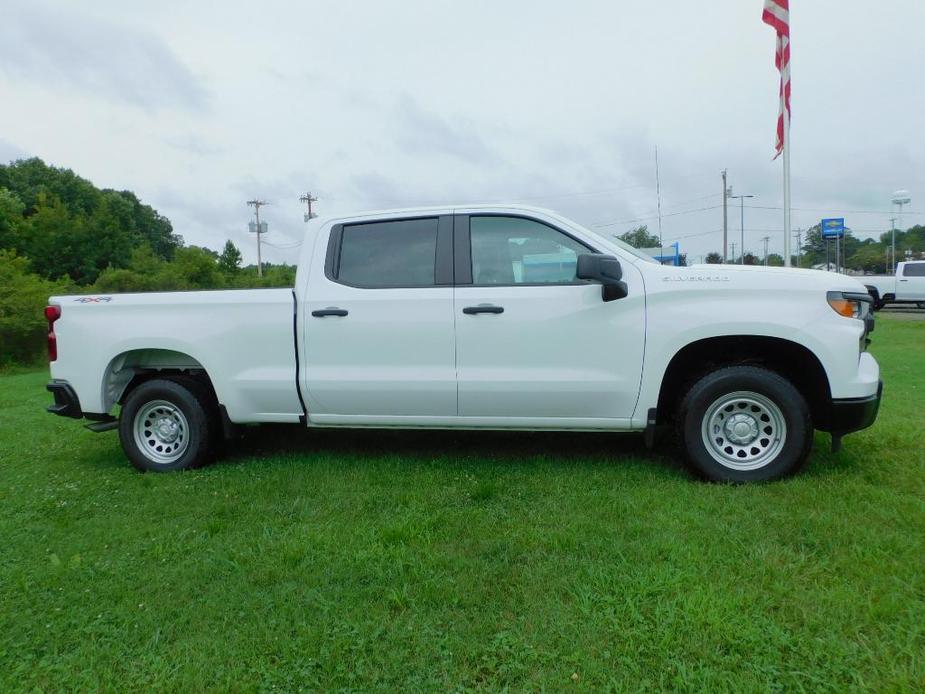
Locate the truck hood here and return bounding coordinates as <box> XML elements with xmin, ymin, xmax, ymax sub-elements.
<box><xmin>683</xmin><ymin>264</ymin><xmax>868</xmax><ymax>292</ymax></box>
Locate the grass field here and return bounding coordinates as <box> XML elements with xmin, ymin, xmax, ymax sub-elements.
<box><xmin>1</xmin><ymin>319</ymin><xmax>923</xmax><ymax>691</ymax></box>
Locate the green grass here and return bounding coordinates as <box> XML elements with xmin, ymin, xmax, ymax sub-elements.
<box><xmin>1</xmin><ymin>321</ymin><xmax>923</xmax><ymax>691</ymax></box>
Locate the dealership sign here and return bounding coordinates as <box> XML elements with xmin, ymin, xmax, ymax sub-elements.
<box><xmin>821</xmin><ymin>218</ymin><xmax>845</xmax><ymax>239</ymax></box>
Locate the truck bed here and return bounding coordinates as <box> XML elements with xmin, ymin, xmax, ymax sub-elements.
<box><xmin>48</xmin><ymin>288</ymin><xmax>305</xmax><ymax>422</ymax></box>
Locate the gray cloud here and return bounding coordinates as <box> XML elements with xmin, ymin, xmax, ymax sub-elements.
<box><xmin>1</xmin><ymin>0</ymin><xmax>921</xmax><ymax>264</ymax></box>
<box><xmin>393</xmin><ymin>94</ymin><xmax>500</xmax><ymax>166</ymax></box>
<box><xmin>164</xmin><ymin>134</ymin><xmax>223</xmax><ymax>157</ymax></box>
<box><xmin>0</xmin><ymin>139</ymin><xmax>29</xmax><ymax>163</ymax></box>
<box><xmin>0</xmin><ymin>1</ymin><xmax>207</xmax><ymax>111</ymax></box>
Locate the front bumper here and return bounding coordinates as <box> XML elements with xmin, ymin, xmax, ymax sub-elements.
<box><xmin>46</xmin><ymin>380</ymin><xmax>83</xmax><ymax>419</ymax></box>
<box><xmin>827</xmin><ymin>380</ymin><xmax>883</xmax><ymax>435</ymax></box>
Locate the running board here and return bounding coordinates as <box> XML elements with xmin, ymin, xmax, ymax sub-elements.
<box><xmin>85</xmin><ymin>418</ymin><xmax>118</xmax><ymax>433</ymax></box>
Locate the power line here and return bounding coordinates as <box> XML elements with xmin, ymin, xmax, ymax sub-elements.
<box><xmin>724</xmin><ymin>226</ymin><xmax>906</xmax><ymax>234</ymax></box>
<box><xmin>262</xmin><ymin>240</ymin><xmax>303</xmax><ymax>249</ymax></box>
<box><xmin>744</xmin><ymin>204</ymin><xmax>923</xmax><ymax>216</ymax></box>
<box><xmin>593</xmin><ymin>203</ymin><xmax>723</xmax><ymax>228</ymax></box>
<box><xmin>591</xmin><ymin>193</ymin><xmax>723</xmax><ymax>227</ymax></box>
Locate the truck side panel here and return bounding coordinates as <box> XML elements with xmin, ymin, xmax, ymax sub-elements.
<box><xmin>48</xmin><ymin>289</ymin><xmax>303</xmax><ymax>423</ymax></box>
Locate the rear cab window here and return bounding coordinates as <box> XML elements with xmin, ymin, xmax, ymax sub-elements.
<box><xmin>329</xmin><ymin>218</ymin><xmax>442</xmax><ymax>288</ymax></box>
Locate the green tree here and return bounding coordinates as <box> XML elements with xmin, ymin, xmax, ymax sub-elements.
<box><xmin>19</xmin><ymin>193</ymin><xmax>98</xmax><ymax>283</ymax></box>
<box><xmin>116</xmin><ymin>190</ymin><xmax>182</xmax><ymax>259</ymax></box>
<box><xmin>0</xmin><ymin>158</ymin><xmax>182</xmax><ymax>281</ymax></box>
<box><xmin>0</xmin><ymin>250</ymin><xmax>72</xmax><ymax>364</ymax></box>
<box><xmin>169</xmin><ymin>246</ymin><xmax>222</xmax><ymax>289</ymax></box>
<box><xmin>618</xmin><ymin>225</ymin><xmax>661</xmax><ymax>249</ymax></box>
<box><xmin>705</xmin><ymin>252</ymin><xmax>723</xmax><ymax>264</ymax></box>
<box><xmin>218</xmin><ymin>240</ymin><xmax>242</xmax><ymax>275</ymax></box>
<box><xmin>0</xmin><ymin>188</ymin><xmax>25</xmax><ymax>249</ymax></box>
<box><xmin>848</xmin><ymin>243</ymin><xmax>888</xmax><ymax>274</ymax></box>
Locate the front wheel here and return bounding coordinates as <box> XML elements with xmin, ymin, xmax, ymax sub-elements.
<box><xmin>677</xmin><ymin>366</ymin><xmax>813</xmax><ymax>482</ymax></box>
<box><xmin>119</xmin><ymin>379</ymin><xmax>215</xmax><ymax>472</ymax></box>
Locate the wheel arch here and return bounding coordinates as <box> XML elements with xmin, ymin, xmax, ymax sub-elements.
<box><xmin>656</xmin><ymin>335</ymin><xmax>833</xmax><ymax>429</ymax></box>
<box><xmin>102</xmin><ymin>348</ymin><xmax>218</xmax><ymax>412</ymax></box>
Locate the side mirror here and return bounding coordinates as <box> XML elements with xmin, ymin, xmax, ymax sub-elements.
<box><xmin>576</xmin><ymin>253</ymin><xmax>628</xmax><ymax>302</ymax></box>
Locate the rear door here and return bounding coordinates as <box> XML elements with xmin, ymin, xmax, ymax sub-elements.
<box><xmin>897</xmin><ymin>262</ymin><xmax>925</xmax><ymax>301</ymax></box>
<box><xmin>302</xmin><ymin>215</ymin><xmax>457</xmax><ymax>419</ymax></box>
<box><xmin>452</xmin><ymin>213</ymin><xmax>646</xmax><ymax>422</ymax></box>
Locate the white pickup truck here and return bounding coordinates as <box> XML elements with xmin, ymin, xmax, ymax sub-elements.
<box><xmin>862</xmin><ymin>260</ymin><xmax>925</xmax><ymax>310</ymax></box>
<box><xmin>45</xmin><ymin>205</ymin><xmax>882</xmax><ymax>482</ymax></box>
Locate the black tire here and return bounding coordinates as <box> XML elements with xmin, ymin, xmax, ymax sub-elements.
<box><xmin>119</xmin><ymin>378</ymin><xmax>215</xmax><ymax>472</ymax></box>
<box><xmin>167</xmin><ymin>375</ymin><xmax>225</xmax><ymax>457</ymax></box>
<box><xmin>677</xmin><ymin>365</ymin><xmax>813</xmax><ymax>483</ymax></box>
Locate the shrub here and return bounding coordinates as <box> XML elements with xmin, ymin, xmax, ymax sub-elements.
<box><xmin>0</xmin><ymin>251</ymin><xmax>72</xmax><ymax>365</ymax></box>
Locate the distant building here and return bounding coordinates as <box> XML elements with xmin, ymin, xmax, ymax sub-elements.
<box><xmin>641</xmin><ymin>242</ymin><xmax>681</xmax><ymax>266</ymax></box>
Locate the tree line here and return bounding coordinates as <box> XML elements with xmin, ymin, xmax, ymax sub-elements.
<box><xmin>619</xmin><ymin>224</ymin><xmax>925</xmax><ymax>269</ymax></box>
<box><xmin>0</xmin><ymin>158</ymin><xmax>293</xmax><ymax>365</ymax></box>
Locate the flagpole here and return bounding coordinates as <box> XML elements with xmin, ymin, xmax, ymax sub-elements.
<box><xmin>783</xmin><ymin>105</ymin><xmax>792</xmax><ymax>266</ymax></box>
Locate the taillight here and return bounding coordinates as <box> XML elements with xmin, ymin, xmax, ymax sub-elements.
<box><xmin>45</xmin><ymin>305</ymin><xmax>61</xmax><ymax>362</ymax></box>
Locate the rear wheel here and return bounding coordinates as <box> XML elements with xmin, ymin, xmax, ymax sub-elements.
<box><xmin>119</xmin><ymin>379</ymin><xmax>215</xmax><ymax>472</ymax></box>
<box><xmin>677</xmin><ymin>366</ymin><xmax>813</xmax><ymax>482</ymax></box>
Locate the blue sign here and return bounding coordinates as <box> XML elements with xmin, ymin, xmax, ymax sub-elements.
<box><xmin>821</xmin><ymin>217</ymin><xmax>845</xmax><ymax>239</ymax></box>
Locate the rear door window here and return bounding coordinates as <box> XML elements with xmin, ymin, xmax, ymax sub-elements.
<box><xmin>337</xmin><ymin>218</ymin><xmax>439</xmax><ymax>287</ymax></box>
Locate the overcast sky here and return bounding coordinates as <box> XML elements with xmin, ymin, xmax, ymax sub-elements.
<box><xmin>1</xmin><ymin>0</ymin><xmax>923</xmax><ymax>264</ymax></box>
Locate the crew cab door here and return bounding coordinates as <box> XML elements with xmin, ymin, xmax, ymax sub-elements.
<box><xmin>453</xmin><ymin>214</ymin><xmax>645</xmax><ymax>422</ymax></box>
<box><xmin>302</xmin><ymin>215</ymin><xmax>457</xmax><ymax>420</ymax></box>
<box><xmin>897</xmin><ymin>262</ymin><xmax>925</xmax><ymax>301</ymax></box>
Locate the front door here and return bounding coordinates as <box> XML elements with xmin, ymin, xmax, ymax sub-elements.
<box><xmin>453</xmin><ymin>214</ymin><xmax>645</xmax><ymax>422</ymax></box>
<box><xmin>897</xmin><ymin>262</ymin><xmax>925</xmax><ymax>301</ymax></box>
<box><xmin>303</xmin><ymin>215</ymin><xmax>457</xmax><ymax>419</ymax></box>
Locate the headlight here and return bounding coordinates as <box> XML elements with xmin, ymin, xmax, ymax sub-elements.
<box><xmin>827</xmin><ymin>291</ymin><xmax>872</xmax><ymax>320</ymax></box>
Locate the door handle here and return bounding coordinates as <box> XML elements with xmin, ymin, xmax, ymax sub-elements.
<box><xmin>899</xmin><ymin>279</ymin><xmax>909</xmax><ymax>282</ymax></box>
<box><xmin>312</xmin><ymin>308</ymin><xmax>348</xmax><ymax>317</ymax></box>
<box><xmin>463</xmin><ymin>304</ymin><xmax>504</xmax><ymax>315</ymax></box>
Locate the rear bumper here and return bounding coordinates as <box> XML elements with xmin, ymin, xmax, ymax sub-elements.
<box><xmin>46</xmin><ymin>380</ymin><xmax>83</xmax><ymax>419</ymax></box>
<box><xmin>827</xmin><ymin>380</ymin><xmax>883</xmax><ymax>435</ymax></box>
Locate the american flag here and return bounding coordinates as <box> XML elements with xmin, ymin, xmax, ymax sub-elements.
<box><xmin>762</xmin><ymin>0</ymin><xmax>790</xmax><ymax>158</ymax></box>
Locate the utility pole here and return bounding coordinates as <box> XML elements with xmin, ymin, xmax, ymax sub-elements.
<box><xmin>246</xmin><ymin>199</ymin><xmax>269</xmax><ymax>278</ymax></box>
<box><xmin>730</xmin><ymin>241</ymin><xmax>737</xmax><ymax>263</ymax></box>
<box><xmin>722</xmin><ymin>169</ymin><xmax>729</xmax><ymax>262</ymax></box>
<box><xmin>729</xmin><ymin>193</ymin><xmax>754</xmax><ymax>265</ymax></box>
<box><xmin>655</xmin><ymin>146</ymin><xmax>663</xmax><ymax>254</ymax></box>
<box><xmin>889</xmin><ymin>217</ymin><xmax>897</xmax><ymax>271</ymax></box>
<box><xmin>299</xmin><ymin>192</ymin><xmax>318</xmax><ymax>222</ymax></box>
<box><xmin>793</xmin><ymin>228</ymin><xmax>802</xmax><ymax>267</ymax></box>
<box><xmin>835</xmin><ymin>231</ymin><xmax>841</xmax><ymax>274</ymax></box>
<box><xmin>761</xmin><ymin>236</ymin><xmax>771</xmax><ymax>265</ymax></box>
<box><xmin>891</xmin><ymin>190</ymin><xmax>911</xmax><ymax>271</ymax></box>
